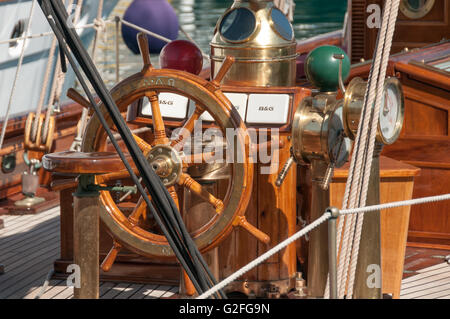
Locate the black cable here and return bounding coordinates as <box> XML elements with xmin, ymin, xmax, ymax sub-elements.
<box><xmin>40</xmin><ymin>0</ymin><xmax>209</xmax><ymax>296</ymax></box>
<box><xmin>39</xmin><ymin>2</ymin><xmax>204</xmax><ymax>293</ymax></box>
<box><xmin>40</xmin><ymin>0</ymin><xmax>225</xmax><ymax>298</ymax></box>
<box><xmin>51</xmin><ymin>0</ymin><xmax>221</xmax><ymax>296</ymax></box>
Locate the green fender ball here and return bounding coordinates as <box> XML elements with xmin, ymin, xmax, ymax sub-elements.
<box><xmin>305</xmin><ymin>45</ymin><xmax>350</xmax><ymax>92</ymax></box>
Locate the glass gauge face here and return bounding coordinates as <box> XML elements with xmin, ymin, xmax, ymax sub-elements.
<box><xmin>328</xmin><ymin>106</ymin><xmax>351</xmax><ymax>168</ymax></box>
<box><xmin>270</xmin><ymin>8</ymin><xmax>294</xmax><ymax>40</ymax></box>
<box><xmin>379</xmin><ymin>85</ymin><xmax>400</xmax><ymax>142</ymax></box>
<box><xmin>219</xmin><ymin>8</ymin><xmax>256</xmax><ymax>43</ymax></box>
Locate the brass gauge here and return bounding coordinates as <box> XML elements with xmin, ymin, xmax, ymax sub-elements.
<box><xmin>292</xmin><ymin>94</ymin><xmax>350</xmax><ymax>166</ymax></box>
<box><xmin>343</xmin><ymin>77</ymin><xmax>405</xmax><ymax>145</ymax></box>
<box><xmin>378</xmin><ymin>77</ymin><xmax>405</xmax><ymax>145</ymax></box>
<box><xmin>277</xmin><ymin>93</ymin><xmax>351</xmax><ymax>188</ymax></box>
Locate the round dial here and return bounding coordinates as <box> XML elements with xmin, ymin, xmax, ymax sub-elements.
<box><xmin>378</xmin><ymin>78</ymin><xmax>404</xmax><ymax>145</ymax></box>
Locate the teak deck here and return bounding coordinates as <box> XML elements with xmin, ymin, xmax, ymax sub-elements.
<box><xmin>0</xmin><ymin>208</ymin><xmax>176</xmax><ymax>299</ymax></box>
<box><xmin>0</xmin><ymin>207</ymin><xmax>449</xmax><ymax>299</ymax></box>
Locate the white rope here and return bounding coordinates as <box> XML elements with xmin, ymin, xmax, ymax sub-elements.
<box><xmin>340</xmin><ymin>193</ymin><xmax>450</xmax><ymax>216</ymax></box>
<box><xmin>329</xmin><ymin>0</ymin><xmax>400</xmax><ymax>299</ymax></box>
<box><xmin>179</xmin><ymin>25</ymin><xmax>209</xmax><ymax>60</ymax></box>
<box><xmin>0</xmin><ymin>21</ymin><xmax>113</xmax><ymax>46</ymax></box>
<box><xmin>197</xmin><ymin>192</ymin><xmax>450</xmax><ymax>300</ymax></box>
<box><xmin>0</xmin><ymin>0</ymin><xmax>37</xmax><ymax>150</ymax></box>
<box><xmin>346</xmin><ymin>0</ymin><xmax>401</xmax><ymax>298</ymax></box>
<box><xmin>31</xmin><ymin>36</ymin><xmax>58</xmax><ymax>143</ymax></box>
<box><xmin>197</xmin><ymin>213</ymin><xmax>331</xmax><ymax>299</ymax></box>
<box><xmin>70</xmin><ymin>0</ymin><xmax>104</xmax><ymax>152</ymax></box>
<box><xmin>42</xmin><ymin>0</ymin><xmax>83</xmax><ymax>144</ymax></box>
<box><xmin>32</xmin><ymin>0</ymin><xmax>76</xmax><ymax>143</ymax></box>
<box><xmin>120</xmin><ymin>18</ymin><xmax>172</xmax><ymax>43</ymax></box>
<box><xmin>120</xmin><ymin>17</ymin><xmax>210</xmax><ymax>59</ymax></box>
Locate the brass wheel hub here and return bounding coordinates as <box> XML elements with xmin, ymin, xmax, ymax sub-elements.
<box><xmin>147</xmin><ymin>145</ymin><xmax>182</xmax><ymax>187</ymax></box>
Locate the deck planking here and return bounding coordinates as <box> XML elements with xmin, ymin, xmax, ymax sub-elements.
<box><xmin>0</xmin><ymin>207</ymin><xmax>177</xmax><ymax>299</ymax></box>
<box><xmin>1</xmin><ymin>206</ymin><xmax>449</xmax><ymax>299</ymax></box>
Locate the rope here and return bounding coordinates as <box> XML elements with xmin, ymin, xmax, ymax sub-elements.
<box><xmin>31</xmin><ymin>36</ymin><xmax>58</xmax><ymax>143</ymax></box>
<box><xmin>197</xmin><ymin>192</ymin><xmax>450</xmax><ymax>300</ymax></box>
<box><xmin>119</xmin><ymin>17</ymin><xmax>210</xmax><ymax>59</ymax></box>
<box><xmin>33</xmin><ymin>269</ymin><xmax>55</xmax><ymax>299</ymax></box>
<box><xmin>340</xmin><ymin>193</ymin><xmax>450</xmax><ymax>216</ymax></box>
<box><xmin>346</xmin><ymin>0</ymin><xmax>401</xmax><ymax>298</ymax></box>
<box><xmin>179</xmin><ymin>25</ymin><xmax>209</xmax><ymax>60</ymax></box>
<box><xmin>33</xmin><ymin>0</ymin><xmax>76</xmax><ymax>144</ymax></box>
<box><xmin>42</xmin><ymin>0</ymin><xmax>84</xmax><ymax>145</ymax></box>
<box><xmin>0</xmin><ymin>21</ymin><xmax>114</xmax><ymax>46</ymax></box>
<box><xmin>0</xmin><ymin>0</ymin><xmax>38</xmax><ymax>150</ymax></box>
<box><xmin>197</xmin><ymin>213</ymin><xmax>331</xmax><ymax>299</ymax></box>
<box><xmin>327</xmin><ymin>0</ymin><xmax>401</xmax><ymax>299</ymax></box>
<box><xmin>70</xmin><ymin>0</ymin><xmax>103</xmax><ymax>152</ymax></box>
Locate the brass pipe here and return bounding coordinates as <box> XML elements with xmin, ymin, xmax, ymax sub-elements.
<box><xmin>307</xmin><ymin>160</ymin><xmax>330</xmax><ymax>298</ymax></box>
<box><xmin>353</xmin><ymin>143</ymin><xmax>383</xmax><ymax>299</ymax></box>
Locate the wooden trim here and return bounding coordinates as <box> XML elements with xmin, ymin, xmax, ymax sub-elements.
<box><xmin>395</xmin><ymin>62</ymin><xmax>450</xmax><ymax>91</ymax></box>
<box><xmin>399</xmin><ymin>160</ymin><xmax>450</xmax><ymax>170</ymax></box>
<box><xmin>403</xmin><ymin>84</ymin><xmax>450</xmax><ymax>112</ymax></box>
<box><xmin>407</xmin><ymin>241</ymin><xmax>450</xmax><ymax>251</ymax></box>
<box><xmin>333</xmin><ymin>156</ymin><xmax>421</xmax><ymax>179</ymax></box>
<box><xmin>409</xmin><ymin>231</ymin><xmax>450</xmax><ymax>240</ymax></box>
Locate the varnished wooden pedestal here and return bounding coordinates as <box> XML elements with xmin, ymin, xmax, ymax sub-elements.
<box><xmin>330</xmin><ymin>156</ymin><xmax>420</xmax><ymax>299</ymax></box>
<box><xmin>54</xmin><ymin>187</ymin><xmax>180</xmax><ymax>285</ymax></box>
<box><xmin>73</xmin><ymin>194</ymin><xmax>99</xmax><ymax>299</ymax></box>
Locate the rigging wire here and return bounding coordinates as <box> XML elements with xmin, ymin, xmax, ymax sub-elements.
<box><xmin>198</xmin><ymin>192</ymin><xmax>450</xmax><ymax>299</ymax></box>
<box><xmin>0</xmin><ymin>0</ymin><xmax>38</xmax><ymax>150</ymax></box>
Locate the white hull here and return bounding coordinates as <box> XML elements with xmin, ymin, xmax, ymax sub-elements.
<box><xmin>0</xmin><ymin>0</ymin><xmax>118</xmax><ymax>120</ymax></box>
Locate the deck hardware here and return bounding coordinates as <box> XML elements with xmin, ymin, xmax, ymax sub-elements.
<box><xmin>1</xmin><ymin>153</ymin><xmax>16</xmax><ymax>174</ymax></box>
<box><xmin>15</xmin><ymin>153</ymin><xmax>45</xmax><ymax>207</ymax></box>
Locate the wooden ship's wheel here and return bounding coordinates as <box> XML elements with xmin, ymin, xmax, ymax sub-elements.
<box><xmin>76</xmin><ymin>34</ymin><xmax>265</xmax><ymax>270</ymax></box>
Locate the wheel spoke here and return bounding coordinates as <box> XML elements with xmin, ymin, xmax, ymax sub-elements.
<box><xmin>137</xmin><ymin>32</ymin><xmax>153</xmax><ymax>73</ymax></box>
<box><xmin>128</xmin><ymin>195</ymin><xmax>147</xmax><ymax>226</ymax></box>
<box><xmin>178</xmin><ymin>173</ymin><xmax>224</xmax><ymax>214</ymax></box>
<box><xmin>132</xmin><ymin>133</ymin><xmax>152</xmax><ymax>156</ymax></box>
<box><xmin>171</xmin><ymin>103</ymin><xmax>205</xmax><ymax>151</ymax></box>
<box><xmin>167</xmin><ymin>186</ymin><xmax>180</xmax><ymax>209</ymax></box>
<box><xmin>96</xmin><ymin>168</ymin><xmax>137</xmax><ymax>184</ymax></box>
<box><xmin>110</xmin><ymin>126</ymin><xmax>153</xmax><ymax>156</ymax></box>
<box><xmin>101</xmin><ymin>241</ymin><xmax>122</xmax><ymax>272</ymax></box>
<box><xmin>146</xmin><ymin>91</ymin><xmax>169</xmax><ymax>145</ymax></box>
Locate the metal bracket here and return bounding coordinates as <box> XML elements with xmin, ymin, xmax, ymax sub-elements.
<box><xmin>73</xmin><ymin>174</ymin><xmax>137</xmax><ymax>198</ymax></box>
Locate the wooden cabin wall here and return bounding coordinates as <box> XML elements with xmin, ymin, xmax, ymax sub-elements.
<box><xmin>382</xmin><ymin>63</ymin><xmax>450</xmax><ymax>249</ymax></box>
<box><xmin>349</xmin><ymin>0</ymin><xmax>450</xmax><ymax>63</ymax></box>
